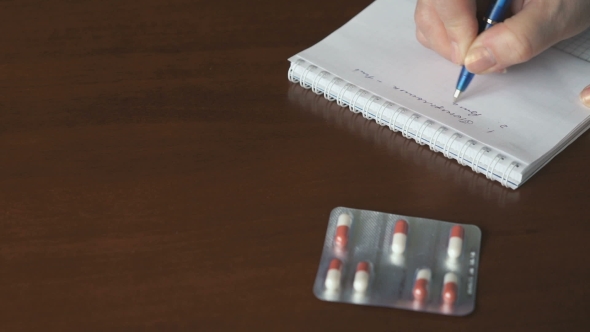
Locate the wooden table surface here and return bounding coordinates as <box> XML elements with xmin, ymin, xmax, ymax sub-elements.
<box><xmin>1</xmin><ymin>0</ymin><xmax>589</xmax><ymax>330</ymax></box>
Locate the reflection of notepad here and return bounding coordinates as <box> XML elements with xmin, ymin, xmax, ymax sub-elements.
<box><xmin>287</xmin><ymin>0</ymin><xmax>590</xmax><ymax>189</ymax></box>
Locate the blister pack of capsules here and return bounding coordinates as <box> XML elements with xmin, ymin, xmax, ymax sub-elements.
<box><xmin>313</xmin><ymin>207</ymin><xmax>482</xmax><ymax>316</ymax></box>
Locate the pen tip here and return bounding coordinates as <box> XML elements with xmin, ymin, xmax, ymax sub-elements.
<box><xmin>453</xmin><ymin>89</ymin><xmax>461</xmax><ymax>101</ymax></box>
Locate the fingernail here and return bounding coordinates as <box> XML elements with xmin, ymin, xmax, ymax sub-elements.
<box><xmin>451</xmin><ymin>41</ymin><xmax>460</xmax><ymax>65</ymax></box>
<box><xmin>581</xmin><ymin>85</ymin><xmax>590</xmax><ymax>107</ymax></box>
<box><xmin>465</xmin><ymin>47</ymin><xmax>496</xmax><ymax>73</ymax></box>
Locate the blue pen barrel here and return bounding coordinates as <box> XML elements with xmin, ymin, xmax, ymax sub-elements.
<box><xmin>454</xmin><ymin>0</ymin><xmax>513</xmax><ymax>98</ymax></box>
<box><xmin>486</xmin><ymin>0</ymin><xmax>512</xmax><ymax>27</ymax></box>
<box><xmin>476</xmin><ymin>1</ymin><xmax>514</xmax><ymax>41</ymax></box>
<box><xmin>456</xmin><ymin>67</ymin><xmax>474</xmax><ymax>93</ymax></box>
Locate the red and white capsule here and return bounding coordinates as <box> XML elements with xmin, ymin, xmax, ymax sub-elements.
<box><xmin>391</xmin><ymin>219</ymin><xmax>408</xmax><ymax>254</ymax></box>
<box><xmin>447</xmin><ymin>225</ymin><xmax>464</xmax><ymax>259</ymax></box>
<box><xmin>334</xmin><ymin>214</ymin><xmax>352</xmax><ymax>248</ymax></box>
<box><xmin>325</xmin><ymin>258</ymin><xmax>342</xmax><ymax>291</ymax></box>
<box><xmin>442</xmin><ymin>272</ymin><xmax>458</xmax><ymax>304</ymax></box>
<box><xmin>353</xmin><ymin>261</ymin><xmax>370</xmax><ymax>292</ymax></box>
<box><xmin>413</xmin><ymin>268</ymin><xmax>431</xmax><ymax>301</ymax></box>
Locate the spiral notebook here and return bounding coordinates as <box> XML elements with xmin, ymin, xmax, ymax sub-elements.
<box><xmin>287</xmin><ymin>0</ymin><xmax>590</xmax><ymax>189</ymax></box>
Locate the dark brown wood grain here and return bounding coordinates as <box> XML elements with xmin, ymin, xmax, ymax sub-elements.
<box><xmin>1</xmin><ymin>0</ymin><xmax>589</xmax><ymax>330</ymax></box>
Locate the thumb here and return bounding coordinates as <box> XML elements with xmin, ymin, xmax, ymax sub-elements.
<box><xmin>582</xmin><ymin>85</ymin><xmax>590</xmax><ymax>108</ymax></box>
<box><xmin>464</xmin><ymin>2</ymin><xmax>563</xmax><ymax>74</ymax></box>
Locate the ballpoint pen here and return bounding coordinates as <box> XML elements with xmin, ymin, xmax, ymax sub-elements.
<box><xmin>454</xmin><ymin>0</ymin><xmax>513</xmax><ymax>101</ymax></box>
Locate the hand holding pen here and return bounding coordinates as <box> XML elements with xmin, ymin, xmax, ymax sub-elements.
<box><xmin>413</xmin><ymin>0</ymin><xmax>590</xmax><ymax>106</ymax></box>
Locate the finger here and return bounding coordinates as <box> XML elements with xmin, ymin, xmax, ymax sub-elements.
<box><xmin>581</xmin><ymin>85</ymin><xmax>590</xmax><ymax>108</ymax></box>
<box><xmin>510</xmin><ymin>0</ymin><xmax>525</xmax><ymax>13</ymax></box>
<box><xmin>465</xmin><ymin>1</ymin><xmax>586</xmax><ymax>74</ymax></box>
<box><xmin>414</xmin><ymin>1</ymin><xmax>454</xmax><ymax>62</ymax></box>
<box><xmin>416</xmin><ymin>28</ymin><xmax>430</xmax><ymax>48</ymax></box>
<box><xmin>433</xmin><ymin>0</ymin><xmax>478</xmax><ymax>64</ymax></box>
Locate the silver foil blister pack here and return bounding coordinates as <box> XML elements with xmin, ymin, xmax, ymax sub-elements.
<box><xmin>313</xmin><ymin>207</ymin><xmax>482</xmax><ymax>316</ymax></box>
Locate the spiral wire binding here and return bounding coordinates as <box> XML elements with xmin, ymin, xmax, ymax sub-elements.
<box><xmin>370</xmin><ymin>97</ymin><xmax>386</xmax><ymax>125</ymax></box>
<box><xmin>350</xmin><ymin>89</ymin><xmax>367</xmax><ymax>115</ymax></box>
<box><xmin>443</xmin><ymin>133</ymin><xmax>461</xmax><ymax>158</ymax></box>
<box><xmin>287</xmin><ymin>59</ymin><xmax>304</xmax><ymax>82</ymax></box>
<box><xmin>287</xmin><ymin>60</ymin><xmax>521</xmax><ymax>188</ymax></box>
<box><xmin>487</xmin><ymin>154</ymin><xmax>504</xmax><ymax>180</ymax></box>
<box><xmin>430</xmin><ymin>126</ymin><xmax>447</xmax><ymax>152</ymax></box>
<box><xmin>324</xmin><ymin>77</ymin><xmax>339</xmax><ymax>101</ymax></box>
<box><xmin>389</xmin><ymin>106</ymin><xmax>406</xmax><ymax>132</ymax></box>
<box><xmin>402</xmin><ymin>115</ymin><xmax>419</xmax><ymax>138</ymax></box>
<box><xmin>416</xmin><ymin>120</ymin><xmax>432</xmax><ymax>145</ymax></box>
<box><xmin>472</xmin><ymin>147</ymin><xmax>490</xmax><ymax>174</ymax></box>
<box><xmin>336</xmin><ymin>83</ymin><xmax>353</xmax><ymax>107</ymax></box>
<box><xmin>502</xmin><ymin>162</ymin><xmax>519</xmax><ymax>187</ymax></box>
<box><xmin>312</xmin><ymin>71</ymin><xmax>328</xmax><ymax>94</ymax></box>
<box><xmin>458</xmin><ymin>140</ymin><xmax>476</xmax><ymax>166</ymax></box>
<box><xmin>299</xmin><ymin>65</ymin><xmax>316</xmax><ymax>89</ymax></box>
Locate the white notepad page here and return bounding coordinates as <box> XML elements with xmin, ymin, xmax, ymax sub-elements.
<box><xmin>288</xmin><ymin>0</ymin><xmax>590</xmax><ymax>189</ymax></box>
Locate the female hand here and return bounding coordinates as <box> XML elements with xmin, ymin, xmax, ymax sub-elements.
<box><xmin>414</xmin><ymin>0</ymin><xmax>590</xmax><ymax>106</ymax></box>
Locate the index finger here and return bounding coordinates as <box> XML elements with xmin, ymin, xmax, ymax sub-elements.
<box><xmin>433</xmin><ymin>0</ymin><xmax>479</xmax><ymax>63</ymax></box>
